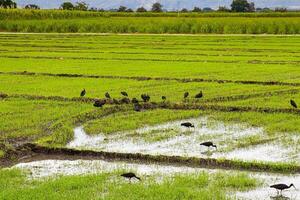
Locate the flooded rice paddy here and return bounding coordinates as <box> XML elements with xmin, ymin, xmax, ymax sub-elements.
<box><xmin>13</xmin><ymin>159</ymin><xmax>300</xmax><ymax>200</ymax></box>
<box><xmin>68</xmin><ymin>118</ymin><xmax>299</xmax><ymax>164</ymax></box>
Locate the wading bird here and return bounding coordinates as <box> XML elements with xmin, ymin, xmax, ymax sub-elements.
<box><xmin>184</xmin><ymin>92</ymin><xmax>189</xmax><ymax>99</ymax></box>
<box><xmin>93</xmin><ymin>99</ymin><xmax>106</xmax><ymax>108</ymax></box>
<box><xmin>181</xmin><ymin>122</ymin><xmax>194</xmax><ymax>128</ymax></box>
<box><xmin>290</xmin><ymin>99</ymin><xmax>297</xmax><ymax>108</ymax></box>
<box><xmin>120</xmin><ymin>97</ymin><xmax>130</xmax><ymax>104</ymax></box>
<box><xmin>162</xmin><ymin>96</ymin><xmax>166</xmax><ymax>102</ymax></box>
<box><xmin>105</xmin><ymin>92</ymin><xmax>111</xmax><ymax>99</ymax></box>
<box><xmin>270</xmin><ymin>183</ymin><xmax>296</xmax><ymax>194</ymax></box>
<box><xmin>121</xmin><ymin>91</ymin><xmax>128</xmax><ymax>97</ymax></box>
<box><xmin>131</xmin><ymin>98</ymin><xmax>139</xmax><ymax>104</ymax></box>
<box><xmin>200</xmin><ymin>141</ymin><xmax>217</xmax><ymax>150</ymax></box>
<box><xmin>121</xmin><ymin>172</ymin><xmax>141</xmax><ymax>181</ymax></box>
<box><xmin>141</xmin><ymin>94</ymin><xmax>150</xmax><ymax>102</ymax></box>
<box><xmin>195</xmin><ymin>91</ymin><xmax>203</xmax><ymax>99</ymax></box>
<box><xmin>80</xmin><ymin>89</ymin><xmax>86</xmax><ymax>97</ymax></box>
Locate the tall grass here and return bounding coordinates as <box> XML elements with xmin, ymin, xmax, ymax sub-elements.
<box><xmin>1</xmin><ymin>17</ymin><xmax>300</xmax><ymax>34</ymax></box>
<box><xmin>1</xmin><ymin>9</ymin><xmax>300</xmax><ymax>20</ymax></box>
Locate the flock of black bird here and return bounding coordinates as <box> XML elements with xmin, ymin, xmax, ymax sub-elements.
<box><xmin>80</xmin><ymin>89</ymin><xmax>206</xmax><ymax>110</ymax></box>
<box><xmin>80</xmin><ymin>89</ymin><xmax>297</xmax><ymax>194</ymax></box>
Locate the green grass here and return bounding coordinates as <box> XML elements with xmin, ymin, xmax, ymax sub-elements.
<box><xmin>204</xmin><ymin>111</ymin><xmax>300</xmax><ymax>135</ymax></box>
<box><xmin>0</xmin><ymin>74</ymin><xmax>293</xmax><ymax>103</ymax></box>
<box><xmin>0</xmin><ymin>98</ymin><xmax>94</xmax><ymax>145</ymax></box>
<box><xmin>1</xmin><ymin>13</ymin><xmax>300</xmax><ymax>34</ymax></box>
<box><xmin>0</xmin><ymin>34</ymin><xmax>300</xmax><ymax>83</ymax></box>
<box><xmin>0</xmin><ymin>168</ymin><xmax>259</xmax><ymax>200</ymax></box>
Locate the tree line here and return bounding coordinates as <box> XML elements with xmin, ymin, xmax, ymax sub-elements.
<box><xmin>0</xmin><ymin>0</ymin><xmax>291</xmax><ymax>13</ymax></box>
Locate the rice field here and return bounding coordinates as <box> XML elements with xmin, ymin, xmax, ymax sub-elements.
<box><xmin>1</xmin><ymin>33</ymin><xmax>300</xmax><ymax>199</ymax></box>
<box><xmin>1</xmin><ymin>9</ymin><xmax>300</xmax><ymax>34</ymax></box>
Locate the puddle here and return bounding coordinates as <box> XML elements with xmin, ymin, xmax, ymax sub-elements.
<box><xmin>214</xmin><ymin>143</ymin><xmax>298</xmax><ymax>163</ymax></box>
<box><xmin>236</xmin><ymin>174</ymin><xmax>300</xmax><ymax>200</ymax></box>
<box><xmin>67</xmin><ymin>118</ymin><xmax>299</xmax><ymax>164</ymax></box>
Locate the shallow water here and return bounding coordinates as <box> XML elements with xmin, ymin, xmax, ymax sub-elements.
<box><xmin>13</xmin><ymin>159</ymin><xmax>203</xmax><ymax>179</ymax></box>
<box><xmin>67</xmin><ymin>118</ymin><xmax>299</xmax><ymax>163</ymax></box>
<box><xmin>236</xmin><ymin>174</ymin><xmax>300</xmax><ymax>200</ymax></box>
<box><xmin>12</xmin><ymin>159</ymin><xmax>300</xmax><ymax>200</ymax></box>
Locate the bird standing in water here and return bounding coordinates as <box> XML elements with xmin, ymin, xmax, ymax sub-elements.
<box><xmin>200</xmin><ymin>141</ymin><xmax>217</xmax><ymax>150</ymax></box>
<box><xmin>121</xmin><ymin>172</ymin><xmax>141</xmax><ymax>181</ymax></box>
<box><xmin>181</xmin><ymin>122</ymin><xmax>195</xmax><ymax>128</ymax></box>
<box><xmin>270</xmin><ymin>183</ymin><xmax>296</xmax><ymax>194</ymax></box>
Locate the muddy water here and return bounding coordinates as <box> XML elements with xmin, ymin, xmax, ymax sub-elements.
<box><xmin>67</xmin><ymin>118</ymin><xmax>299</xmax><ymax>163</ymax></box>
<box><xmin>13</xmin><ymin>159</ymin><xmax>300</xmax><ymax>200</ymax></box>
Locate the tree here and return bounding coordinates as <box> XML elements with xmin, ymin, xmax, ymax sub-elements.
<box><xmin>181</xmin><ymin>8</ymin><xmax>188</xmax><ymax>12</ymax></box>
<box><xmin>60</xmin><ymin>2</ymin><xmax>74</xmax><ymax>10</ymax></box>
<box><xmin>192</xmin><ymin>7</ymin><xmax>201</xmax><ymax>12</ymax></box>
<box><xmin>248</xmin><ymin>2</ymin><xmax>255</xmax><ymax>12</ymax></box>
<box><xmin>151</xmin><ymin>2</ymin><xmax>163</xmax><ymax>12</ymax></box>
<box><xmin>136</xmin><ymin>7</ymin><xmax>147</xmax><ymax>12</ymax></box>
<box><xmin>89</xmin><ymin>7</ymin><xmax>98</xmax><ymax>12</ymax></box>
<box><xmin>25</xmin><ymin>4</ymin><xmax>40</xmax><ymax>9</ymax></box>
<box><xmin>74</xmin><ymin>1</ymin><xmax>88</xmax><ymax>11</ymax></box>
<box><xmin>275</xmin><ymin>7</ymin><xmax>287</xmax><ymax>12</ymax></box>
<box><xmin>126</xmin><ymin>8</ymin><xmax>133</xmax><ymax>12</ymax></box>
<box><xmin>218</xmin><ymin>6</ymin><xmax>230</xmax><ymax>12</ymax></box>
<box><xmin>0</xmin><ymin>0</ymin><xmax>17</xmax><ymax>8</ymax></box>
<box><xmin>118</xmin><ymin>6</ymin><xmax>127</xmax><ymax>12</ymax></box>
<box><xmin>231</xmin><ymin>0</ymin><xmax>255</xmax><ymax>12</ymax></box>
<box><xmin>203</xmin><ymin>7</ymin><xmax>213</xmax><ymax>12</ymax></box>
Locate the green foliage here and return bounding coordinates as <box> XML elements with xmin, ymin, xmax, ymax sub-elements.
<box><xmin>60</xmin><ymin>2</ymin><xmax>74</xmax><ymax>10</ymax></box>
<box><xmin>151</xmin><ymin>3</ymin><xmax>163</xmax><ymax>12</ymax></box>
<box><xmin>0</xmin><ymin>0</ymin><xmax>16</xmax><ymax>9</ymax></box>
<box><xmin>231</xmin><ymin>0</ymin><xmax>255</xmax><ymax>12</ymax></box>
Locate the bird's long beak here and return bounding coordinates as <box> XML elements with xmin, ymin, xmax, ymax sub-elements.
<box><xmin>293</xmin><ymin>185</ymin><xmax>297</xmax><ymax>189</ymax></box>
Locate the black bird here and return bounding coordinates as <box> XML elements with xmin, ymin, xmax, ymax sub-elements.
<box><xmin>141</xmin><ymin>94</ymin><xmax>150</xmax><ymax>102</ymax></box>
<box><xmin>133</xmin><ymin>103</ymin><xmax>142</xmax><ymax>112</ymax></box>
<box><xmin>121</xmin><ymin>172</ymin><xmax>141</xmax><ymax>181</ymax></box>
<box><xmin>105</xmin><ymin>92</ymin><xmax>111</xmax><ymax>99</ymax></box>
<box><xmin>184</xmin><ymin>92</ymin><xmax>189</xmax><ymax>99</ymax></box>
<box><xmin>80</xmin><ymin>89</ymin><xmax>86</xmax><ymax>97</ymax></box>
<box><xmin>120</xmin><ymin>97</ymin><xmax>131</xmax><ymax>104</ymax></box>
<box><xmin>131</xmin><ymin>98</ymin><xmax>139</xmax><ymax>104</ymax></box>
<box><xmin>93</xmin><ymin>99</ymin><xmax>106</xmax><ymax>108</ymax></box>
<box><xmin>200</xmin><ymin>141</ymin><xmax>217</xmax><ymax>149</ymax></box>
<box><xmin>162</xmin><ymin>96</ymin><xmax>166</xmax><ymax>102</ymax></box>
<box><xmin>121</xmin><ymin>91</ymin><xmax>128</xmax><ymax>97</ymax></box>
<box><xmin>181</xmin><ymin>122</ymin><xmax>195</xmax><ymax>128</ymax></box>
<box><xmin>270</xmin><ymin>183</ymin><xmax>296</xmax><ymax>193</ymax></box>
<box><xmin>195</xmin><ymin>91</ymin><xmax>203</xmax><ymax>99</ymax></box>
<box><xmin>290</xmin><ymin>99</ymin><xmax>297</xmax><ymax>108</ymax></box>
